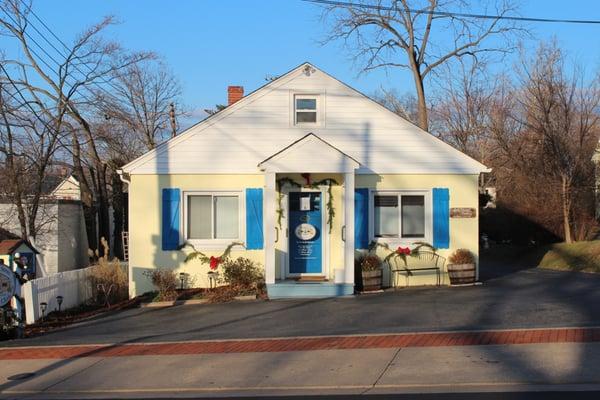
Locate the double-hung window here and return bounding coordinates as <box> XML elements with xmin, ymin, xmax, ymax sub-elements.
<box><xmin>372</xmin><ymin>191</ymin><xmax>430</xmax><ymax>242</ymax></box>
<box><xmin>185</xmin><ymin>191</ymin><xmax>242</xmax><ymax>243</ymax></box>
<box><xmin>294</xmin><ymin>95</ymin><xmax>318</xmax><ymax>124</ymax></box>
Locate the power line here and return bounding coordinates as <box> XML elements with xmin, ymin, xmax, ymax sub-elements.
<box><xmin>1</xmin><ymin>1</ymin><xmax>120</xmax><ymax>108</ymax></box>
<box><xmin>19</xmin><ymin>0</ymin><xmax>128</xmax><ymax>101</ymax></box>
<box><xmin>303</xmin><ymin>0</ymin><xmax>600</xmax><ymax>25</ymax></box>
<box><xmin>0</xmin><ymin>3</ymin><xmax>97</xmax><ymax>105</ymax></box>
<box><xmin>21</xmin><ymin>0</ymin><xmax>125</xmax><ymax>96</ymax></box>
<box><xmin>0</xmin><ymin>63</ymin><xmax>58</xmax><ymax>132</ymax></box>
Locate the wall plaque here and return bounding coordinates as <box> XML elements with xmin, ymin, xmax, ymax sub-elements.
<box><xmin>450</xmin><ymin>208</ymin><xmax>477</xmax><ymax>218</ymax></box>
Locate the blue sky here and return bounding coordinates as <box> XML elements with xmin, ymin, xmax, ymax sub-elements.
<box><xmin>23</xmin><ymin>0</ymin><xmax>600</xmax><ymax>118</ymax></box>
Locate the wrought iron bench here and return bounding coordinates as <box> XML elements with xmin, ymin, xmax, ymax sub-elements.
<box><xmin>388</xmin><ymin>251</ymin><xmax>446</xmax><ymax>288</ymax></box>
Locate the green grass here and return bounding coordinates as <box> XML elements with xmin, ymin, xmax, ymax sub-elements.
<box><xmin>538</xmin><ymin>241</ymin><xmax>600</xmax><ymax>273</ymax></box>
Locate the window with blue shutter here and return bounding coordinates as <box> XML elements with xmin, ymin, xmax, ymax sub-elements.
<box><xmin>432</xmin><ymin>188</ymin><xmax>450</xmax><ymax>249</ymax></box>
<box><xmin>162</xmin><ymin>188</ymin><xmax>181</xmax><ymax>250</ymax></box>
<box><xmin>354</xmin><ymin>188</ymin><xmax>369</xmax><ymax>249</ymax></box>
<box><xmin>245</xmin><ymin>188</ymin><xmax>264</xmax><ymax>250</ymax></box>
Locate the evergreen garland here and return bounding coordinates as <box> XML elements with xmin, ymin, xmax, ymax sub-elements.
<box><xmin>276</xmin><ymin>177</ymin><xmax>339</xmax><ymax>234</ymax></box>
<box><xmin>182</xmin><ymin>241</ymin><xmax>244</xmax><ymax>265</ymax></box>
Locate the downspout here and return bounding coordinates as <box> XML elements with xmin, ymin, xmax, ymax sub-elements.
<box><xmin>117</xmin><ymin>169</ymin><xmax>133</xmax><ymax>298</ymax></box>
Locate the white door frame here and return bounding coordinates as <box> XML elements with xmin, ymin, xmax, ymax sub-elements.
<box><xmin>280</xmin><ymin>186</ymin><xmax>330</xmax><ymax>279</ymax></box>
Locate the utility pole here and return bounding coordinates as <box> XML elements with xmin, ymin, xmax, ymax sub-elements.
<box><xmin>169</xmin><ymin>103</ymin><xmax>177</xmax><ymax>138</ymax></box>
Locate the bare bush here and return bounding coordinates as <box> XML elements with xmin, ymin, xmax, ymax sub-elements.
<box><xmin>143</xmin><ymin>269</ymin><xmax>178</xmax><ymax>301</ymax></box>
<box><xmin>88</xmin><ymin>238</ymin><xmax>128</xmax><ymax>307</ymax></box>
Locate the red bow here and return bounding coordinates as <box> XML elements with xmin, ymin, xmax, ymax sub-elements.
<box><xmin>209</xmin><ymin>256</ymin><xmax>221</xmax><ymax>270</ymax></box>
<box><xmin>396</xmin><ymin>246</ymin><xmax>411</xmax><ymax>255</ymax></box>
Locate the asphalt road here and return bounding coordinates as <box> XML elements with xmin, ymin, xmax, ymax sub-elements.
<box><xmin>3</xmin><ymin>255</ymin><xmax>600</xmax><ymax>347</ymax></box>
<box><xmin>5</xmin><ymin>265</ymin><xmax>600</xmax><ymax>347</ymax></box>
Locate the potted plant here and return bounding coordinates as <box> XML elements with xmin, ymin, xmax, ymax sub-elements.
<box><xmin>447</xmin><ymin>249</ymin><xmax>476</xmax><ymax>285</ymax></box>
<box><xmin>358</xmin><ymin>254</ymin><xmax>383</xmax><ymax>291</ymax></box>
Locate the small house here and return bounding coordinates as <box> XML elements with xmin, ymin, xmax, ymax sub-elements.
<box><xmin>119</xmin><ymin>63</ymin><xmax>489</xmax><ymax>298</ymax></box>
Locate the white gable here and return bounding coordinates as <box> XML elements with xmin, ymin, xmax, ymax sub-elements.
<box><xmin>50</xmin><ymin>176</ymin><xmax>81</xmax><ymax>200</ymax></box>
<box><xmin>122</xmin><ymin>63</ymin><xmax>489</xmax><ymax>175</ymax></box>
<box><xmin>259</xmin><ymin>133</ymin><xmax>359</xmax><ymax>173</ymax></box>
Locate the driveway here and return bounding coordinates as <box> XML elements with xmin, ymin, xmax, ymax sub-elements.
<box><xmin>3</xmin><ymin>253</ymin><xmax>600</xmax><ymax>347</ymax></box>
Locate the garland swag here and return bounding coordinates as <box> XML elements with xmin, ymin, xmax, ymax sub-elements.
<box><xmin>182</xmin><ymin>241</ymin><xmax>244</xmax><ymax>269</ymax></box>
<box><xmin>276</xmin><ymin>177</ymin><xmax>339</xmax><ymax>233</ymax></box>
<box><xmin>368</xmin><ymin>241</ymin><xmax>437</xmax><ymax>272</ymax></box>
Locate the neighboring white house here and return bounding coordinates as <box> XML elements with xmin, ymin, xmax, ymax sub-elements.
<box><xmin>0</xmin><ymin>175</ymin><xmax>89</xmax><ymax>276</ymax></box>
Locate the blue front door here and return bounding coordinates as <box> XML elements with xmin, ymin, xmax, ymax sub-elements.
<box><xmin>289</xmin><ymin>192</ymin><xmax>323</xmax><ymax>274</ymax></box>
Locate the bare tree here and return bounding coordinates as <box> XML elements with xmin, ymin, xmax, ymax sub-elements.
<box><xmin>515</xmin><ymin>44</ymin><xmax>600</xmax><ymax>242</ymax></box>
<box><xmin>0</xmin><ymin>0</ymin><xmax>153</xmax><ymax>254</ymax></box>
<box><xmin>486</xmin><ymin>43</ymin><xmax>600</xmax><ymax>243</ymax></box>
<box><xmin>372</xmin><ymin>87</ymin><xmax>419</xmax><ymax>124</ymax></box>
<box><xmin>0</xmin><ymin>60</ymin><xmax>68</xmax><ymax>240</ymax></box>
<box><xmin>320</xmin><ymin>0</ymin><xmax>522</xmax><ymax>130</ymax></box>
<box><xmin>99</xmin><ymin>60</ymin><xmax>183</xmax><ymax>151</ymax></box>
<box><xmin>430</xmin><ymin>59</ymin><xmax>495</xmax><ymax>160</ymax></box>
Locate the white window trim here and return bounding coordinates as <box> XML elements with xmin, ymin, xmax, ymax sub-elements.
<box><xmin>182</xmin><ymin>190</ymin><xmax>246</xmax><ymax>250</ymax></box>
<box><xmin>291</xmin><ymin>92</ymin><xmax>324</xmax><ymax>127</ymax></box>
<box><xmin>368</xmin><ymin>189</ymin><xmax>432</xmax><ymax>246</ymax></box>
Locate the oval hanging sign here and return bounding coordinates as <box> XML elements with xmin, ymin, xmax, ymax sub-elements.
<box><xmin>295</xmin><ymin>223</ymin><xmax>317</xmax><ymax>241</ymax></box>
<box><xmin>0</xmin><ymin>265</ymin><xmax>16</xmax><ymax>307</ymax></box>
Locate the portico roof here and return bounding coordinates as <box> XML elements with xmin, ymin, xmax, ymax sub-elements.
<box><xmin>258</xmin><ymin>133</ymin><xmax>360</xmax><ymax>173</ymax></box>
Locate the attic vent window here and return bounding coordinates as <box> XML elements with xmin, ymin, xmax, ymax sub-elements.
<box><xmin>295</xmin><ymin>95</ymin><xmax>318</xmax><ymax>124</ymax></box>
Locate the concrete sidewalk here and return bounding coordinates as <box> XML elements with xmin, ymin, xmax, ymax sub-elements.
<box><xmin>2</xmin><ymin>339</ymin><xmax>600</xmax><ymax>399</ymax></box>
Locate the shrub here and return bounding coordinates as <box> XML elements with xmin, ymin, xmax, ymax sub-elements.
<box><xmin>89</xmin><ymin>238</ymin><xmax>128</xmax><ymax>307</ymax></box>
<box><xmin>449</xmin><ymin>249</ymin><xmax>475</xmax><ymax>265</ymax></box>
<box><xmin>221</xmin><ymin>257</ymin><xmax>264</xmax><ymax>289</ymax></box>
<box><xmin>143</xmin><ymin>269</ymin><xmax>178</xmax><ymax>301</ymax></box>
<box><xmin>357</xmin><ymin>254</ymin><xmax>381</xmax><ymax>271</ymax></box>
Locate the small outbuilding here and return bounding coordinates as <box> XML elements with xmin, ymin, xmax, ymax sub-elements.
<box><xmin>0</xmin><ymin>238</ymin><xmax>39</xmax><ymax>279</ymax></box>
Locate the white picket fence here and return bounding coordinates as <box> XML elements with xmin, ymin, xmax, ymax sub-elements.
<box><xmin>22</xmin><ymin>265</ymin><xmax>99</xmax><ymax>325</ymax></box>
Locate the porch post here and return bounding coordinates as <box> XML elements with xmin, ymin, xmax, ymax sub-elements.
<box><xmin>264</xmin><ymin>172</ymin><xmax>276</xmax><ymax>284</ymax></box>
<box><xmin>343</xmin><ymin>171</ymin><xmax>355</xmax><ymax>285</ymax></box>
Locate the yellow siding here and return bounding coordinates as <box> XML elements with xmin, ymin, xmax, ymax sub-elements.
<box><xmin>356</xmin><ymin>174</ymin><xmax>480</xmax><ymax>286</ymax></box>
<box><xmin>128</xmin><ymin>174</ymin><xmax>265</xmax><ymax>297</ymax></box>
<box><xmin>128</xmin><ymin>173</ymin><xmax>480</xmax><ymax>296</ymax></box>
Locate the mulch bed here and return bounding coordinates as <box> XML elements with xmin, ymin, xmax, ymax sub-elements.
<box><xmin>152</xmin><ymin>286</ymin><xmax>266</xmax><ymax>304</ymax></box>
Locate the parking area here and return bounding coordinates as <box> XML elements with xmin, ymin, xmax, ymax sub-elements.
<box><xmin>3</xmin><ymin>257</ymin><xmax>600</xmax><ymax>347</ymax></box>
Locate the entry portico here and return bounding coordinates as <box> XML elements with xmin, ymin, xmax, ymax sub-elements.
<box><xmin>258</xmin><ymin>133</ymin><xmax>359</xmax><ymax>298</ymax></box>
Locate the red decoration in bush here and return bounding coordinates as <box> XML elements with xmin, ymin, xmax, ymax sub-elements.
<box><xmin>396</xmin><ymin>246</ymin><xmax>411</xmax><ymax>255</ymax></box>
<box><xmin>209</xmin><ymin>256</ymin><xmax>221</xmax><ymax>270</ymax></box>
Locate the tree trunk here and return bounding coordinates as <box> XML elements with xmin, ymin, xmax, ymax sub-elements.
<box><xmin>561</xmin><ymin>175</ymin><xmax>573</xmax><ymax>244</ymax></box>
<box><xmin>96</xmin><ymin>163</ymin><xmax>111</xmax><ymax>257</ymax></box>
<box><xmin>111</xmin><ymin>169</ymin><xmax>125</xmax><ymax>260</ymax></box>
<box><xmin>411</xmin><ymin>64</ymin><xmax>429</xmax><ymax>131</ymax></box>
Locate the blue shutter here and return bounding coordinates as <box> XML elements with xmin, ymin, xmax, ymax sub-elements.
<box><xmin>433</xmin><ymin>188</ymin><xmax>450</xmax><ymax>249</ymax></box>
<box><xmin>246</xmin><ymin>188</ymin><xmax>264</xmax><ymax>250</ymax></box>
<box><xmin>354</xmin><ymin>188</ymin><xmax>369</xmax><ymax>249</ymax></box>
<box><xmin>162</xmin><ymin>188</ymin><xmax>181</xmax><ymax>251</ymax></box>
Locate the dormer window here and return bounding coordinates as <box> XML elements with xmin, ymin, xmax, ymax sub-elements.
<box><xmin>295</xmin><ymin>95</ymin><xmax>318</xmax><ymax>124</ymax></box>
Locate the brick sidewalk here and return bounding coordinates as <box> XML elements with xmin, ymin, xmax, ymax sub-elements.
<box><xmin>2</xmin><ymin>327</ymin><xmax>599</xmax><ymax>360</ymax></box>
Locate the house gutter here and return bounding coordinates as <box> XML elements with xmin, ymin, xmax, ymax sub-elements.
<box><xmin>116</xmin><ymin>169</ymin><xmax>130</xmax><ymax>185</ymax></box>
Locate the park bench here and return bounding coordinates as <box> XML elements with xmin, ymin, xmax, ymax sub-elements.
<box><xmin>388</xmin><ymin>251</ymin><xmax>446</xmax><ymax>288</ymax></box>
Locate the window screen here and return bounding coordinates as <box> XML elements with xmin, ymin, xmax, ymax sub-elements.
<box><xmin>374</xmin><ymin>195</ymin><xmax>399</xmax><ymax>237</ymax></box>
<box><xmin>401</xmin><ymin>195</ymin><xmax>425</xmax><ymax>238</ymax></box>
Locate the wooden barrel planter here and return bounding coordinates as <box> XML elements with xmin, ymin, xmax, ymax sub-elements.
<box><xmin>447</xmin><ymin>263</ymin><xmax>476</xmax><ymax>285</ymax></box>
<box><xmin>362</xmin><ymin>269</ymin><xmax>383</xmax><ymax>291</ymax></box>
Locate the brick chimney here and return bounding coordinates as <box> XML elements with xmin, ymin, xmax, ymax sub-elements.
<box><xmin>228</xmin><ymin>86</ymin><xmax>244</xmax><ymax>106</ymax></box>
